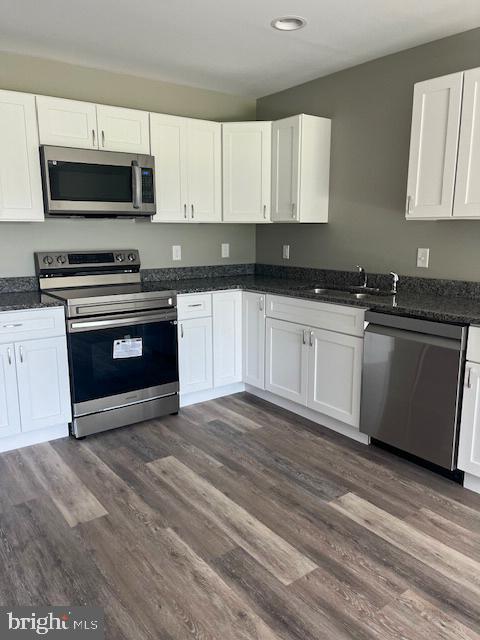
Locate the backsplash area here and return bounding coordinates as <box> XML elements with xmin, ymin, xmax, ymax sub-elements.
<box><xmin>3</xmin><ymin>262</ymin><xmax>480</xmax><ymax>300</ymax></box>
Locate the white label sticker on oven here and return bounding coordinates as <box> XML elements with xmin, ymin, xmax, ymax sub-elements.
<box><xmin>113</xmin><ymin>337</ymin><xmax>143</xmax><ymax>359</ymax></box>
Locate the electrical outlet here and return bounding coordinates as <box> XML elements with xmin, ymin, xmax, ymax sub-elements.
<box><xmin>172</xmin><ymin>245</ymin><xmax>182</xmax><ymax>261</ymax></box>
<box><xmin>282</xmin><ymin>244</ymin><xmax>290</xmax><ymax>260</ymax></box>
<box><xmin>417</xmin><ymin>247</ymin><xmax>429</xmax><ymax>268</ymax></box>
<box><xmin>221</xmin><ymin>243</ymin><xmax>230</xmax><ymax>258</ymax></box>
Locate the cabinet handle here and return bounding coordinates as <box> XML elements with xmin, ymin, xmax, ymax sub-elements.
<box><xmin>92</xmin><ymin>129</ymin><xmax>96</xmax><ymax>146</ymax></box>
<box><xmin>467</xmin><ymin>366</ymin><xmax>472</xmax><ymax>388</ymax></box>
<box><xmin>184</xmin><ymin>204</ymin><xmax>187</xmax><ymax>219</ymax></box>
<box><xmin>309</xmin><ymin>330</ymin><xmax>314</xmax><ymax>347</ymax></box>
<box><xmin>291</xmin><ymin>202</ymin><xmax>296</xmax><ymax>219</ymax></box>
<box><xmin>7</xmin><ymin>348</ymin><xmax>12</xmax><ymax>365</ymax></box>
<box><xmin>101</xmin><ymin>130</ymin><xmax>105</xmax><ymax>147</ymax></box>
<box><xmin>3</xmin><ymin>323</ymin><xmax>22</xmax><ymax>329</ymax></box>
<box><xmin>191</xmin><ymin>204</ymin><xmax>194</xmax><ymax>219</ymax></box>
<box><xmin>259</xmin><ymin>297</ymin><xmax>264</xmax><ymax>312</ymax></box>
<box><xmin>180</xmin><ymin>323</ymin><xmax>184</xmax><ymax>338</ymax></box>
<box><xmin>263</xmin><ymin>204</ymin><xmax>267</xmax><ymax>219</ymax></box>
<box><xmin>302</xmin><ymin>329</ymin><xmax>307</xmax><ymax>345</ymax></box>
<box><xmin>406</xmin><ymin>195</ymin><xmax>412</xmax><ymax>215</ymax></box>
<box><xmin>187</xmin><ymin>303</ymin><xmax>202</xmax><ymax>308</ymax></box>
<box><xmin>19</xmin><ymin>345</ymin><xmax>24</xmax><ymax>363</ymax></box>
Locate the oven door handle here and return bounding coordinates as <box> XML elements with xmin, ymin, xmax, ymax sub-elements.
<box><xmin>68</xmin><ymin>310</ymin><xmax>177</xmax><ymax>333</ymax></box>
<box><xmin>132</xmin><ymin>160</ymin><xmax>142</xmax><ymax>209</ymax></box>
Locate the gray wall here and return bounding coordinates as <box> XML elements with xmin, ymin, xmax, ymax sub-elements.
<box><xmin>0</xmin><ymin>52</ymin><xmax>256</xmax><ymax>277</ymax></box>
<box><xmin>256</xmin><ymin>28</ymin><xmax>480</xmax><ymax>280</ymax></box>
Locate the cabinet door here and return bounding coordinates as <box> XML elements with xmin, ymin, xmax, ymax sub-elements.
<box><xmin>265</xmin><ymin>318</ymin><xmax>308</xmax><ymax>405</ymax></box>
<box><xmin>242</xmin><ymin>292</ymin><xmax>265</xmax><ymax>389</ymax></box>
<box><xmin>271</xmin><ymin>115</ymin><xmax>300</xmax><ymax>222</ymax></box>
<box><xmin>96</xmin><ymin>104</ymin><xmax>150</xmax><ymax>153</ymax></box>
<box><xmin>0</xmin><ymin>344</ymin><xmax>21</xmax><ymax>437</ymax></box>
<box><xmin>186</xmin><ymin>119</ymin><xmax>222</xmax><ymax>222</ymax></box>
<box><xmin>307</xmin><ymin>329</ymin><xmax>363</xmax><ymax>427</ymax></box>
<box><xmin>36</xmin><ymin>95</ymin><xmax>98</xmax><ymax>149</ymax></box>
<box><xmin>15</xmin><ymin>337</ymin><xmax>71</xmax><ymax>432</ymax></box>
<box><xmin>213</xmin><ymin>291</ymin><xmax>242</xmax><ymax>387</ymax></box>
<box><xmin>458</xmin><ymin>363</ymin><xmax>480</xmax><ymax>476</ymax></box>
<box><xmin>406</xmin><ymin>73</ymin><xmax>463</xmax><ymax>219</ymax></box>
<box><xmin>0</xmin><ymin>91</ymin><xmax>44</xmax><ymax>221</ymax></box>
<box><xmin>178</xmin><ymin>317</ymin><xmax>213</xmax><ymax>395</ymax></box>
<box><xmin>222</xmin><ymin>122</ymin><xmax>271</xmax><ymax>222</ymax></box>
<box><xmin>150</xmin><ymin>113</ymin><xmax>188</xmax><ymax>222</ymax></box>
<box><xmin>454</xmin><ymin>68</ymin><xmax>480</xmax><ymax>218</ymax></box>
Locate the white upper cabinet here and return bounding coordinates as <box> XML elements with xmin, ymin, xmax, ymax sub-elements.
<box><xmin>271</xmin><ymin>114</ymin><xmax>331</xmax><ymax>223</ymax></box>
<box><xmin>454</xmin><ymin>68</ymin><xmax>480</xmax><ymax>218</ymax></box>
<box><xmin>222</xmin><ymin>121</ymin><xmax>271</xmax><ymax>223</ymax></box>
<box><xmin>96</xmin><ymin>104</ymin><xmax>150</xmax><ymax>154</ymax></box>
<box><xmin>186</xmin><ymin>118</ymin><xmax>222</xmax><ymax>222</ymax></box>
<box><xmin>36</xmin><ymin>95</ymin><xmax>98</xmax><ymax>149</ymax></box>
<box><xmin>0</xmin><ymin>90</ymin><xmax>44</xmax><ymax>222</ymax></box>
<box><xmin>150</xmin><ymin>113</ymin><xmax>188</xmax><ymax>222</ymax></box>
<box><xmin>406</xmin><ymin>72</ymin><xmax>463</xmax><ymax>219</ymax></box>
<box><xmin>151</xmin><ymin>115</ymin><xmax>221</xmax><ymax>223</ymax></box>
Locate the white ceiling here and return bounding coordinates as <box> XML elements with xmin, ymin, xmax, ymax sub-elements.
<box><xmin>1</xmin><ymin>0</ymin><xmax>479</xmax><ymax>97</ymax></box>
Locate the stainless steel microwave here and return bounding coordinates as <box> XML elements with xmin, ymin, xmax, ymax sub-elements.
<box><xmin>40</xmin><ymin>146</ymin><xmax>156</xmax><ymax>218</ymax></box>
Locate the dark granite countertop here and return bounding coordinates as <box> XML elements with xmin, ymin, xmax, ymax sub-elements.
<box><xmin>143</xmin><ymin>275</ymin><xmax>480</xmax><ymax>325</ymax></box>
<box><xmin>0</xmin><ymin>291</ymin><xmax>64</xmax><ymax>313</ymax></box>
<box><xmin>2</xmin><ymin>275</ymin><xmax>480</xmax><ymax>325</ymax></box>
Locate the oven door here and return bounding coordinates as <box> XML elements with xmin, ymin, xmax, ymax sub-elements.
<box><xmin>67</xmin><ymin>310</ymin><xmax>178</xmax><ymax>418</ymax></box>
<box><xmin>40</xmin><ymin>146</ymin><xmax>155</xmax><ymax>217</ymax></box>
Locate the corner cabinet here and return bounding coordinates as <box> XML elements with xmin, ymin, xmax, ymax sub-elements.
<box><xmin>406</xmin><ymin>66</ymin><xmax>480</xmax><ymax>221</ymax></box>
<box><xmin>242</xmin><ymin>292</ymin><xmax>266</xmax><ymax>389</ymax></box>
<box><xmin>0</xmin><ymin>307</ymin><xmax>71</xmax><ymax>452</ymax></box>
<box><xmin>0</xmin><ymin>91</ymin><xmax>44</xmax><ymax>222</ymax></box>
<box><xmin>271</xmin><ymin>114</ymin><xmax>331</xmax><ymax>223</ymax></box>
<box><xmin>222</xmin><ymin>122</ymin><xmax>272</xmax><ymax>223</ymax></box>
<box><xmin>151</xmin><ymin>114</ymin><xmax>222</xmax><ymax>223</ymax></box>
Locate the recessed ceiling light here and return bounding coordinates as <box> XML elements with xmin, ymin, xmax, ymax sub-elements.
<box><xmin>271</xmin><ymin>16</ymin><xmax>307</xmax><ymax>31</ymax></box>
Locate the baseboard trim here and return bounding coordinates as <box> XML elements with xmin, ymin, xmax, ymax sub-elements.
<box><xmin>180</xmin><ymin>383</ymin><xmax>246</xmax><ymax>408</ymax></box>
<box><xmin>464</xmin><ymin>472</ymin><xmax>480</xmax><ymax>495</ymax></box>
<box><xmin>244</xmin><ymin>385</ymin><xmax>370</xmax><ymax>445</ymax></box>
<box><xmin>0</xmin><ymin>423</ymin><xmax>69</xmax><ymax>453</ymax></box>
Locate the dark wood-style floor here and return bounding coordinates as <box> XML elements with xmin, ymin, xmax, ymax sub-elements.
<box><xmin>1</xmin><ymin>392</ymin><xmax>480</xmax><ymax>639</ymax></box>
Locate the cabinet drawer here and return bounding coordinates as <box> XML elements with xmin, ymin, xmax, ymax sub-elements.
<box><xmin>266</xmin><ymin>295</ymin><xmax>365</xmax><ymax>337</ymax></box>
<box><xmin>0</xmin><ymin>307</ymin><xmax>66</xmax><ymax>343</ymax></box>
<box><xmin>467</xmin><ymin>326</ymin><xmax>480</xmax><ymax>363</ymax></box>
<box><xmin>177</xmin><ymin>293</ymin><xmax>212</xmax><ymax>320</ymax></box>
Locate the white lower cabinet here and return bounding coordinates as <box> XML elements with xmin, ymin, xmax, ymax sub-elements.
<box><xmin>307</xmin><ymin>328</ymin><xmax>363</xmax><ymax>427</ymax></box>
<box><xmin>213</xmin><ymin>291</ymin><xmax>242</xmax><ymax>387</ymax></box>
<box><xmin>242</xmin><ymin>292</ymin><xmax>266</xmax><ymax>389</ymax></box>
<box><xmin>178</xmin><ymin>316</ymin><xmax>213</xmax><ymax>395</ymax></box>
<box><xmin>459</xmin><ymin>362</ymin><xmax>480</xmax><ymax>478</ymax></box>
<box><xmin>0</xmin><ymin>343</ymin><xmax>21</xmax><ymax>437</ymax></box>
<box><xmin>0</xmin><ymin>308</ymin><xmax>71</xmax><ymax>448</ymax></box>
<box><xmin>265</xmin><ymin>318</ymin><xmax>309</xmax><ymax>405</ymax></box>
<box><xmin>15</xmin><ymin>337</ymin><xmax>71</xmax><ymax>432</ymax></box>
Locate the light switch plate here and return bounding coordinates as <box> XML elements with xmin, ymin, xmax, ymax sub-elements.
<box><xmin>417</xmin><ymin>247</ymin><xmax>429</xmax><ymax>268</ymax></box>
<box><xmin>172</xmin><ymin>245</ymin><xmax>182</xmax><ymax>261</ymax></box>
<box><xmin>221</xmin><ymin>243</ymin><xmax>230</xmax><ymax>258</ymax></box>
<box><xmin>282</xmin><ymin>245</ymin><xmax>290</xmax><ymax>260</ymax></box>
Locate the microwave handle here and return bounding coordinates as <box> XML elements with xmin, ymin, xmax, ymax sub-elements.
<box><xmin>132</xmin><ymin>161</ymin><xmax>142</xmax><ymax>209</ymax></box>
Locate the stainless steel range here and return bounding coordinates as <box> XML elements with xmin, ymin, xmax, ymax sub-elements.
<box><xmin>35</xmin><ymin>250</ymin><xmax>179</xmax><ymax>438</ymax></box>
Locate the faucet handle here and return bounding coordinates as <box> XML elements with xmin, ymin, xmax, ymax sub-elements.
<box><xmin>356</xmin><ymin>265</ymin><xmax>364</xmax><ymax>272</ymax></box>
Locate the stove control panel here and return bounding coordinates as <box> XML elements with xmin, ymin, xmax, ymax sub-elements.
<box><xmin>34</xmin><ymin>249</ymin><xmax>141</xmax><ymax>274</ymax></box>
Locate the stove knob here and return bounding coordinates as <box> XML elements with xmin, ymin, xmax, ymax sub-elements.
<box><xmin>116</xmin><ymin>253</ymin><xmax>125</xmax><ymax>262</ymax></box>
<box><xmin>43</xmin><ymin>255</ymin><xmax>53</xmax><ymax>265</ymax></box>
<box><xmin>127</xmin><ymin>253</ymin><xmax>136</xmax><ymax>262</ymax></box>
<box><xmin>56</xmin><ymin>255</ymin><xmax>67</xmax><ymax>264</ymax></box>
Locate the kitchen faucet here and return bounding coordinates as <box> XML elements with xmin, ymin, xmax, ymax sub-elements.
<box><xmin>390</xmin><ymin>272</ymin><xmax>399</xmax><ymax>295</ymax></box>
<box><xmin>356</xmin><ymin>265</ymin><xmax>367</xmax><ymax>288</ymax></box>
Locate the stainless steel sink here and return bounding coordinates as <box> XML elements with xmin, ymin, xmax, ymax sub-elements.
<box><xmin>306</xmin><ymin>285</ymin><xmax>393</xmax><ymax>299</ymax></box>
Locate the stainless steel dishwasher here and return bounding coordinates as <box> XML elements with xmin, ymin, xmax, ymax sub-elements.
<box><xmin>360</xmin><ymin>311</ymin><xmax>468</xmax><ymax>470</ymax></box>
